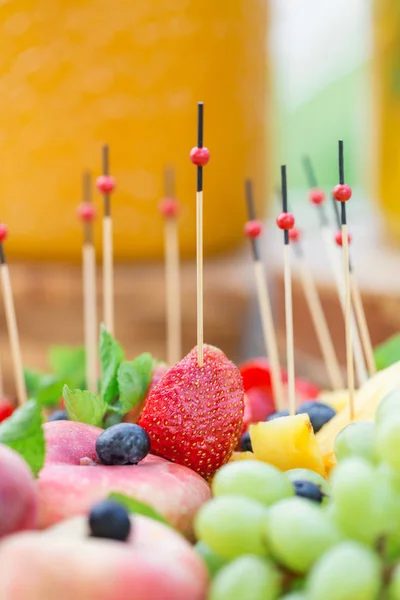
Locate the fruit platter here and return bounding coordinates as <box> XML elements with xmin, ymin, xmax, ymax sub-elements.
<box><xmin>2</xmin><ymin>106</ymin><xmax>400</xmax><ymax>600</ymax></box>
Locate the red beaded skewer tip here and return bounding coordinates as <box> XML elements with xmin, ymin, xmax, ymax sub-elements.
<box><xmin>159</xmin><ymin>197</ymin><xmax>179</xmax><ymax>218</ymax></box>
<box><xmin>0</xmin><ymin>224</ymin><xmax>8</xmax><ymax>243</ymax></box>
<box><xmin>288</xmin><ymin>227</ymin><xmax>301</xmax><ymax>242</ymax></box>
<box><xmin>335</xmin><ymin>231</ymin><xmax>352</xmax><ymax>247</ymax></box>
<box><xmin>244</xmin><ymin>219</ymin><xmax>263</xmax><ymax>239</ymax></box>
<box><xmin>332</xmin><ymin>183</ymin><xmax>352</xmax><ymax>202</ymax></box>
<box><xmin>189</xmin><ymin>146</ymin><xmax>210</xmax><ymax>166</ymax></box>
<box><xmin>96</xmin><ymin>175</ymin><xmax>116</xmax><ymax>194</ymax></box>
<box><xmin>77</xmin><ymin>203</ymin><xmax>96</xmax><ymax>222</ymax></box>
<box><xmin>309</xmin><ymin>188</ymin><xmax>325</xmax><ymax>205</ymax></box>
<box><xmin>276</xmin><ymin>212</ymin><xmax>295</xmax><ymax>230</ymax></box>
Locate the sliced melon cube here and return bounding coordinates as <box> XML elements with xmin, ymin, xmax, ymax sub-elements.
<box><xmin>249</xmin><ymin>414</ymin><xmax>326</xmax><ymax>477</ymax></box>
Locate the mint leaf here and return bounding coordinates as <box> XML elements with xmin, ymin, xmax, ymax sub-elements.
<box><xmin>0</xmin><ymin>400</ymin><xmax>45</xmax><ymax>477</ymax></box>
<box><xmin>99</xmin><ymin>325</ymin><xmax>124</xmax><ymax>404</ymax></box>
<box><xmin>24</xmin><ymin>368</ymin><xmax>43</xmax><ymax>396</ymax></box>
<box><xmin>63</xmin><ymin>385</ymin><xmax>107</xmax><ymax>427</ymax></box>
<box><xmin>115</xmin><ymin>353</ymin><xmax>154</xmax><ymax>416</ymax></box>
<box><xmin>374</xmin><ymin>334</ymin><xmax>400</xmax><ymax>371</ymax></box>
<box><xmin>36</xmin><ymin>375</ymin><xmax>63</xmax><ymax>407</ymax></box>
<box><xmin>108</xmin><ymin>492</ymin><xmax>173</xmax><ymax>528</ymax></box>
<box><xmin>49</xmin><ymin>346</ymin><xmax>86</xmax><ymax>389</ymax></box>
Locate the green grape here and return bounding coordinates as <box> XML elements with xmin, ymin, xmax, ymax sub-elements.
<box><xmin>306</xmin><ymin>541</ymin><xmax>381</xmax><ymax>600</ymax></box>
<box><xmin>208</xmin><ymin>555</ymin><xmax>281</xmax><ymax>600</ymax></box>
<box><xmin>212</xmin><ymin>461</ymin><xmax>294</xmax><ymax>506</ymax></box>
<box><xmin>375</xmin><ymin>387</ymin><xmax>400</xmax><ymax>425</ymax></box>
<box><xmin>194</xmin><ymin>496</ymin><xmax>268</xmax><ymax>559</ymax></box>
<box><xmin>388</xmin><ymin>563</ymin><xmax>400</xmax><ymax>599</ymax></box>
<box><xmin>376</xmin><ymin>416</ymin><xmax>400</xmax><ymax>469</ymax></box>
<box><xmin>334</xmin><ymin>422</ymin><xmax>378</xmax><ymax>464</ymax></box>
<box><xmin>264</xmin><ymin>497</ymin><xmax>341</xmax><ymax>573</ymax></box>
<box><xmin>330</xmin><ymin>457</ymin><xmax>393</xmax><ymax>545</ymax></box>
<box><xmin>286</xmin><ymin>468</ymin><xmax>330</xmax><ymax>495</ymax></box>
<box><xmin>194</xmin><ymin>541</ymin><xmax>227</xmax><ymax>578</ymax></box>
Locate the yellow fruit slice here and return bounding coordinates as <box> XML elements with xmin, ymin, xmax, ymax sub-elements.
<box><xmin>249</xmin><ymin>414</ymin><xmax>326</xmax><ymax>477</ymax></box>
<box><xmin>319</xmin><ymin>389</ymin><xmax>349</xmax><ymax>414</ymax></box>
<box><xmin>229</xmin><ymin>451</ymin><xmax>258</xmax><ymax>462</ymax></box>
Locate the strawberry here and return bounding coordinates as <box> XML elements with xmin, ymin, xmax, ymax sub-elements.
<box><xmin>139</xmin><ymin>344</ymin><xmax>244</xmax><ymax>478</ymax></box>
<box><xmin>0</xmin><ymin>398</ymin><xmax>15</xmax><ymax>423</ymax></box>
<box><xmin>242</xmin><ymin>387</ymin><xmax>275</xmax><ymax>434</ymax></box>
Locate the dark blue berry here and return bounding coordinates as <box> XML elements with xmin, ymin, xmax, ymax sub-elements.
<box><xmin>296</xmin><ymin>401</ymin><xmax>336</xmax><ymax>433</ymax></box>
<box><xmin>240</xmin><ymin>431</ymin><xmax>252</xmax><ymax>452</ymax></box>
<box><xmin>89</xmin><ymin>500</ymin><xmax>131</xmax><ymax>541</ymax></box>
<box><xmin>266</xmin><ymin>410</ymin><xmax>289</xmax><ymax>421</ymax></box>
<box><xmin>96</xmin><ymin>423</ymin><xmax>151</xmax><ymax>466</ymax></box>
<box><xmin>48</xmin><ymin>410</ymin><xmax>68</xmax><ymax>422</ymax></box>
<box><xmin>292</xmin><ymin>480</ymin><xmax>325</xmax><ymax>504</ymax></box>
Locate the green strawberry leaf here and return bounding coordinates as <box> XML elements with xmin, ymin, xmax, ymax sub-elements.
<box><xmin>63</xmin><ymin>385</ymin><xmax>107</xmax><ymax>427</ymax></box>
<box><xmin>24</xmin><ymin>368</ymin><xmax>44</xmax><ymax>396</ymax></box>
<box><xmin>114</xmin><ymin>353</ymin><xmax>155</xmax><ymax>416</ymax></box>
<box><xmin>49</xmin><ymin>346</ymin><xmax>86</xmax><ymax>389</ymax></box>
<box><xmin>108</xmin><ymin>492</ymin><xmax>173</xmax><ymax>528</ymax></box>
<box><xmin>99</xmin><ymin>325</ymin><xmax>124</xmax><ymax>404</ymax></box>
<box><xmin>36</xmin><ymin>375</ymin><xmax>64</xmax><ymax>407</ymax></box>
<box><xmin>0</xmin><ymin>400</ymin><xmax>45</xmax><ymax>477</ymax></box>
<box><xmin>374</xmin><ymin>334</ymin><xmax>400</xmax><ymax>371</ymax></box>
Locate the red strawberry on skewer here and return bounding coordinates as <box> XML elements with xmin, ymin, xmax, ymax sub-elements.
<box><xmin>139</xmin><ymin>344</ymin><xmax>244</xmax><ymax>478</ymax></box>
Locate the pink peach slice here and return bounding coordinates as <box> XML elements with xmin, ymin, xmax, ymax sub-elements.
<box><xmin>0</xmin><ymin>444</ymin><xmax>38</xmax><ymax>537</ymax></box>
<box><xmin>0</xmin><ymin>515</ymin><xmax>208</xmax><ymax>600</ymax></box>
<box><xmin>38</xmin><ymin>421</ymin><xmax>211</xmax><ymax>537</ymax></box>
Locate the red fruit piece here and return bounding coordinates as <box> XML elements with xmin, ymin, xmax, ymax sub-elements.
<box><xmin>0</xmin><ymin>398</ymin><xmax>16</xmax><ymax>423</ymax></box>
<box><xmin>139</xmin><ymin>345</ymin><xmax>244</xmax><ymax>478</ymax></box>
<box><xmin>242</xmin><ymin>387</ymin><xmax>275</xmax><ymax>434</ymax></box>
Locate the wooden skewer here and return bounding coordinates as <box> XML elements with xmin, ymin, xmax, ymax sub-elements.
<box><xmin>0</xmin><ymin>235</ymin><xmax>27</xmax><ymax>405</ymax></box>
<box><xmin>160</xmin><ymin>167</ymin><xmax>181</xmax><ymax>366</ymax></box>
<box><xmin>278</xmin><ymin>166</ymin><xmax>296</xmax><ymax>416</ymax></box>
<box><xmin>78</xmin><ymin>172</ymin><xmax>98</xmax><ymax>394</ymax></box>
<box><xmin>333</xmin><ymin>140</ymin><xmax>355</xmax><ymax>421</ymax></box>
<box><xmin>190</xmin><ymin>102</ymin><xmax>210</xmax><ymax>367</ymax></box>
<box><xmin>96</xmin><ymin>144</ymin><xmax>115</xmax><ymax>336</ymax></box>
<box><xmin>244</xmin><ymin>180</ymin><xmax>285</xmax><ymax>411</ymax></box>
<box><xmin>290</xmin><ymin>233</ymin><xmax>343</xmax><ymax>390</ymax></box>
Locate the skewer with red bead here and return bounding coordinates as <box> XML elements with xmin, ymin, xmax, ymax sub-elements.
<box><xmin>302</xmin><ymin>156</ymin><xmax>368</xmax><ymax>388</ymax></box>
<box><xmin>276</xmin><ymin>166</ymin><xmax>296</xmax><ymax>416</ymax></box>
<box><xmin>96</xmin><ymin>144</ymin><xmax>116</xmax><ymax>336</ymax></box>
<box><xmin>77</xmin><ymin>171</ymin><xmax>98</xmax><ymax>394</ymax></box>
<box><xmin>333</xmin><ymin>140</ymin><xmax>355</xmax><ymax>420</ymax></box>
<box><xmin>332</xmin><ymin>192</ymin><xmax>376</xmax><ymax>377</ymax></box>
<box><xmin>159</xmin><ymin>166</ymin><xmax>181</xmax><ymax>366</ymax></box>
<box><xmin>289</xmin><ymin>227</ymin><xmax>343</xmax><ymax>390</ymax></box>
<box><xmin>244</xmin><ymin>179</ymin><xmax>285</xmax><ymax>411</ymax></box>
<box><xmin>0</xmin><ymin>225</ymin><xmax>27</xmax><ymax>405</ymax></box>
<box><xmin>190</xmin><ymin>102</ymin><xmax>210</xmax><ymax>367</ymax></box>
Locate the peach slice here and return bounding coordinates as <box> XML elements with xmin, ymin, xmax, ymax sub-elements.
<box><xmin>0</xmin><ymin>515</ymin><xmax>208</xmax><ymax>600</ymax></box>
<box><xmin>38</xmin><ymin>421</ymin><xmax>211</xmax><ymax>537</ymax></box>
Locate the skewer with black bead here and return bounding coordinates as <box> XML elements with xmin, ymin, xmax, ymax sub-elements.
<box><xmin>190</xmin><ymin>102</ymin><xmax>210</xmax><ymax>367</ymax></box>
<box><xmin>244</xmin><ymin>179</ymin><xmax>285</xmax><ymax>411</ymax></box>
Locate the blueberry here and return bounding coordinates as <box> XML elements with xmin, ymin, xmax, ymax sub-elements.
<box><xmin>89</xmin><ymin>500</ymin><xmax>131</xmax><ymax>541</ymax></box>
<box><xmin>96</xmin><ymin>423</ymin><xmax>151</xmax><ymax>465</ymax></box>
<box><xmin>240</xmin><ymin>431</ymin><xmax>252</xmax><ymax>452</ymax></box>
<box><xmin>48</xmin><ymin>410</ymin><xmax>68</xmax><ymax>422</ymax></box>
<box><xmin>296</xmin><ymin>401</ymin><xmax>336</xmax><ymax>433</ymax></box>
<box><xmin>292</xmin><ymin>480</ymin><xmax>325</xmax><ymax>504</ymax></box>
<box><xmin>266</xmin><ymin>410</ymin><xmax>289</xmax><ymax>421</ymax></box>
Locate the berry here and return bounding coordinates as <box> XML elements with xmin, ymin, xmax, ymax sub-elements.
<box><xmin>292</xmin><ymin>480</ymin><xmax>324</xmax><ymax>504</ymax></box>
<box><xmin>309</xmin><ymin>188</ymin><xmax>325</xmax><ymax>205</ymax></box>
<box><xmin>0</xmin><ymin>398</ymin><xmax>15</xmax><ymax>422</ymax></box>
<box><xmin>88</xmin><ymin>500</ymin><xmax>131</xmax><ymax>542</ymax></box>
<box><xmin>0</xmin><ymin>224</ymin><xmax>8</xmax><ymax>243</ymax></box>
<box><xmin>332</xmin><ymin>183</ymin><xmax>352</xmax><ymax>202</ymax></box>
<box><xmin>96</xmin><ymin>423</ymin><xmax>150</xmax><ymax>465</ymax></box>
<box><xmin>96</xmin><ymin>175</ymin><xmax>115</xmax><ymax>194</ymax></box>
<box><xmin>244</xmin><ymin>220</ymin><xmax>263</xmax><ymax>239</ymax></box>
<box><xmin>267</xmin><ymin>410</ymin><xmax>289</xmax><ymax>421</ymax></box>
<box><xmin>139</xmin><ymin>344</ymin><xmax>245</xmax><ymax>478</ymax></box>
<box><xmin>159</xmin><ymin>197</ymin><xmax>179</xmax><ymax>218</ymax></box>
<box><xmin>288</xmin><ymin>227</ymin><xmax>301</xmax><ymax>242</ymax></box>
<box><xmin>240</xmin><ymin>431</ymin><xmax>252</xmax><ymax>452</ymax></box>
<box><xmin>77</xmin><ymin>202</ymin><xmax>96</xmax><ymax>222</ymax></box>
<box><xmin>242</xmin><ymin>387</ymin><xmax>275</xmax><ymax>434</ymax></box>
<box><xmin>335</xmin><ymin>231</ymin><xmax>352</xmax><ymax>247</ymax></box>
<box><xmin>276</xmin><ymin>212</ymin><xmax>295</xmax><ymax>230</ymax></box>
<box><xmin>47</xmin><ymin>410</ymin><xmax>68</xmax><ymax>422</ymax></box>
<box><xmin>190</xmin><ymin>146</ymin><xmax>210</xmax><ymax>166</ymax></box>
<box><xmin>296</xmin><ymin>400</ymin><xmax>336</xmax><ymax>433</ymax></box>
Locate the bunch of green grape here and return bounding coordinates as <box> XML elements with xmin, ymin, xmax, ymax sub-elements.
<box><xmin>194</xmin><ymin>388</ymin><xmax>400</xmax><ymax>600</ymax></box>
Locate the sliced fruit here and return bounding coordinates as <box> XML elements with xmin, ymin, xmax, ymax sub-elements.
<box><xmin>319</xmin><ymin>389</ymin><xmax>349</xmax><ymax>414</ymax></box>
<box><xmin>229</xmin><ymin>452</ymin><xmax>258</xmax><ymax>462</ymax></box>
<box><xmin>249</xmin><ymin>414</ymin><xmax>326</xmax><ymax>477</ymax></box>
